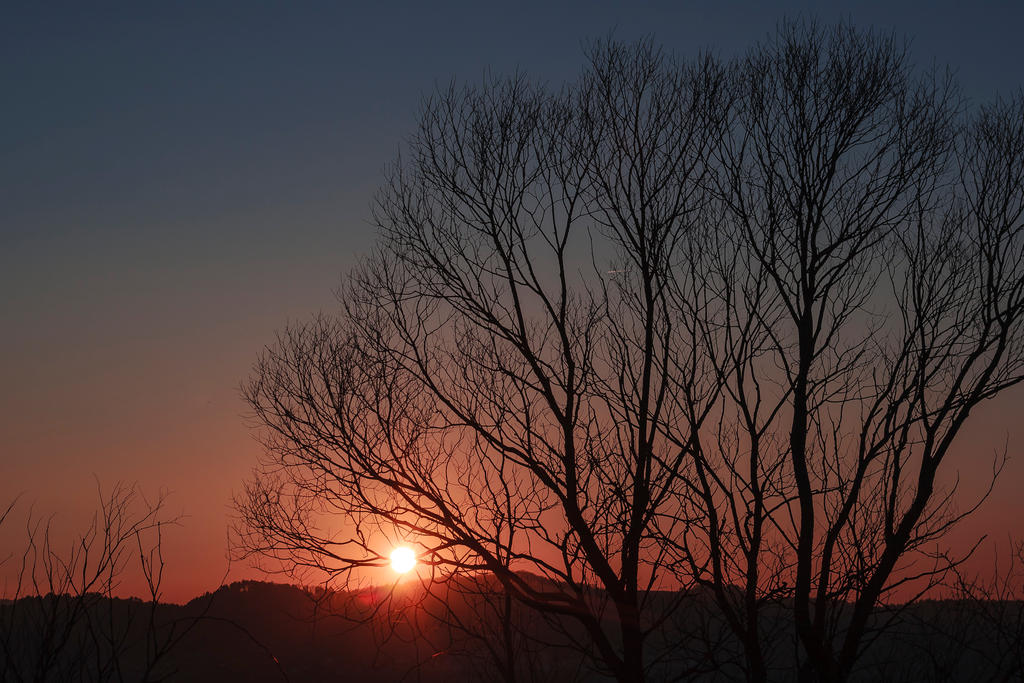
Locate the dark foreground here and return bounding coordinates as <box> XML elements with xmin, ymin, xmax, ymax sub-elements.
<box><xmin>2</xmin><ymin>579</ymin><xmax>1021</xmax><ymax>682</ymax></box>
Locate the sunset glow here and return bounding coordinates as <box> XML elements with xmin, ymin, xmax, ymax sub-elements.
<box><xmin>390</xmin><ymin>547</ymin><xmax>416</xmax><ymax>574</ymax></box>
<box><xmin>5</xmin><ymin>5</ymin><xmax>1024</xmax><ymax>681</ymax></box>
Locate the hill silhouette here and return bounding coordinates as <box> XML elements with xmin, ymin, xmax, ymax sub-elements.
<box><xmin>2</xmin><ymin>578</ymin><xmax>1021</xmax><ymax>681</ymax></box>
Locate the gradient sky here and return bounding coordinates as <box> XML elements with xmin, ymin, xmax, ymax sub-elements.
<box><xmin>3</xmin><ymin>1</ymin><xmax>1024</xmax><ymax>602</ymax></box>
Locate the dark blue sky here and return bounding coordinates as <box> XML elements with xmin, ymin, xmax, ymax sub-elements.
<box><xmin>3</xmin><ymin>1</ymin><xmax>1023</xmax><ymax>599</ymax></box>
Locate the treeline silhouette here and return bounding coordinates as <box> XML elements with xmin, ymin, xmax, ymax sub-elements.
<box><xmin>3</xmin><ymin>578</ymin><xmax>1021</xmax><ymax>682</ymax></box>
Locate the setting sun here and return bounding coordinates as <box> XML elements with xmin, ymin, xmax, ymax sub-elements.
<box><xmin>390</xmin><ymin>546</ymin><xmax>416</xmax><ymax>574</ymax></box>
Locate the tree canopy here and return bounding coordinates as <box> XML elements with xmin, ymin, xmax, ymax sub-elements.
<box><xmin>236</xmin><ymin>22</ymin><xmax>1024</xmax><ymax>683</ymax></box>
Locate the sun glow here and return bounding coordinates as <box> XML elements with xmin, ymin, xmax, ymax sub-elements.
<box><xmin>390</xmin><ymin>546</ymin><xmax>416</xmax><ymax>574</ymax></box>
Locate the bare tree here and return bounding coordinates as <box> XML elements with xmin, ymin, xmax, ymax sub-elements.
<box><xmin>703</xmin><ymin>23</ymin><xmax>1024</xmax><ymax>683</ymax></box>
<box><xmin>917</xmin><ymin>540</ymin><xmax>1024</xmax><ymax>682</ymax></box>
<box><xmin>237</xmin><ymin>39</ymin><xmax>730</xmax><ymax>683</ymax></box>
<box><xmin>0</xmin><ymin>482</ymin><xmax>198</xmax><ymax>683</ymax></box>
<box><xmin>235</xmin><ymin>24</ymin><xmax>1024</xmax><ymax>683</ymax></box>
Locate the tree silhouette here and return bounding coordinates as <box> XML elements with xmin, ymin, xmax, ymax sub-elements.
<box><xmin>0</xmin><ymin>482</ymin><xmax>201</xmax><ymax>683</ymax></box>
<box><xmin>669</xmin><ymin>24</ymin><xmax>1024</xmax><ymax>683</ymax></box>
<box><xmin>235</xmin><ymin>22</ymin><xmax>1024</xmax><ymax>683</ymax></box>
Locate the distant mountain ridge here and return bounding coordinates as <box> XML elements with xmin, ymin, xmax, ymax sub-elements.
<box><xmin>2</xmin><ymin>579</ymin><xmax>1021</xmax><ymax>681</ymax></box>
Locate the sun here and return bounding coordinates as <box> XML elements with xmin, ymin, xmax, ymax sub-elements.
<box><xmin>390</xmin><ymin>546</ymin><xmax>416</xmax><ymax>574</ymax></box>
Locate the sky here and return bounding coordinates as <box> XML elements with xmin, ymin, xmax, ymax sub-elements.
<box><xmin>3</xmin><ymin>1</ymin><xmax>1024</xmax><ymax>603</ymax></box>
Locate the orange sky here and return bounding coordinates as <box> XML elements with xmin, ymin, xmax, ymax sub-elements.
<box><xmin>3</xmin><ymin>2</ymin><xmax>1024</xmax><ymax>604</ymax></box>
